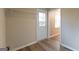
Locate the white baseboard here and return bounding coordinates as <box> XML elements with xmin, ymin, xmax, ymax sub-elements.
<box><xmin>61</xmin><ymin>43</ymin><xmax>78</xmax><ymax>51</ymax></box>
<box><xmin>11</xmin><ymin>38</ymin><xmax>47</xmax><ymax>51</ymax></box>
<box><xmin>11</xmin><ymin>34</ymin><xmax>59</xmax><ymax>51</ymax></box>
<box><xmin>11</xmin><ymin>40</ymin><xmax>39</xmax><ymax>51</ymax></box>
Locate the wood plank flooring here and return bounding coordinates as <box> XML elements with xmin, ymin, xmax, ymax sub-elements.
<box><xmin>18</xmin><ymin>35</ymin><xmax>71</xmax><ymax>51</ymax></box>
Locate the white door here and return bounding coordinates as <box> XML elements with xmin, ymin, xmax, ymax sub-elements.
<box><xmin>37</xmin><ymin>9</ymin><xmax>47</xmax><ymax>40</ymax></box>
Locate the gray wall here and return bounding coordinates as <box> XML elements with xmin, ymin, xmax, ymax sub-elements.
<box><xmin>61</xmin><ymin>9</ymin><xmax>79</xmax><ymax>50</ymax></box>
<box><xmin>0</xmin><ymin>9</ymin><xmax>6</xmax><ymax>48</ymax></box>
<box><xmin>6</xmin><ymin>9</ymin><xmax>37</xmax><ymax>50</ymax></box>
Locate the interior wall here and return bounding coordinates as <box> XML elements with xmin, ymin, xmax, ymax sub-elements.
<box><xmin>61</xmin><ymin>9</ymin><xmax>79</xmax><ymax>50</ymax></box>
<box><xmin>0</xmin><ymin>9</ymin><xmax>6</xmax><ymax>48</ymax></box>
<box><xmin>6</xmin><ymin>9</ymin><xmax>37</xmax><ymax>50</ymax></box>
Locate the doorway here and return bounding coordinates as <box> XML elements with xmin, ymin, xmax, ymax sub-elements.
<box><xmin>37</xmin><ymin>9</ymin><xmax>48</xmax><ymax>41</ymax></box>
<box><xmin>47</xmin><ymin>9</ymin><xmax>61</xmax><ymax>50</ymax></box>
<box><xmin>48</xmin><ymin>9</ymin><xmax>61</xmax><ymax>39</ymax></box>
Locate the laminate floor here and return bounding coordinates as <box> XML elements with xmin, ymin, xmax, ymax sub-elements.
<box><xmin>18</xmin><ymin>35</ymin><xmax>71</xmax><ymax>51</ymax></box>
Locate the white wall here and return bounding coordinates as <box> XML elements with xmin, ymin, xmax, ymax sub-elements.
<box><xmin>61</xmin><ymin>9</ymin><xmax>79</xmax><ymax>50</ymax></box>
<box><xmin>0</xmin><ymin>9</ymin><xmax>6</xmax><ymax>48</ymax></box>
<box><xmin>6</xmin><ymin>9</ymin><xmax>37</xmax><ymax>50</ymax></box>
